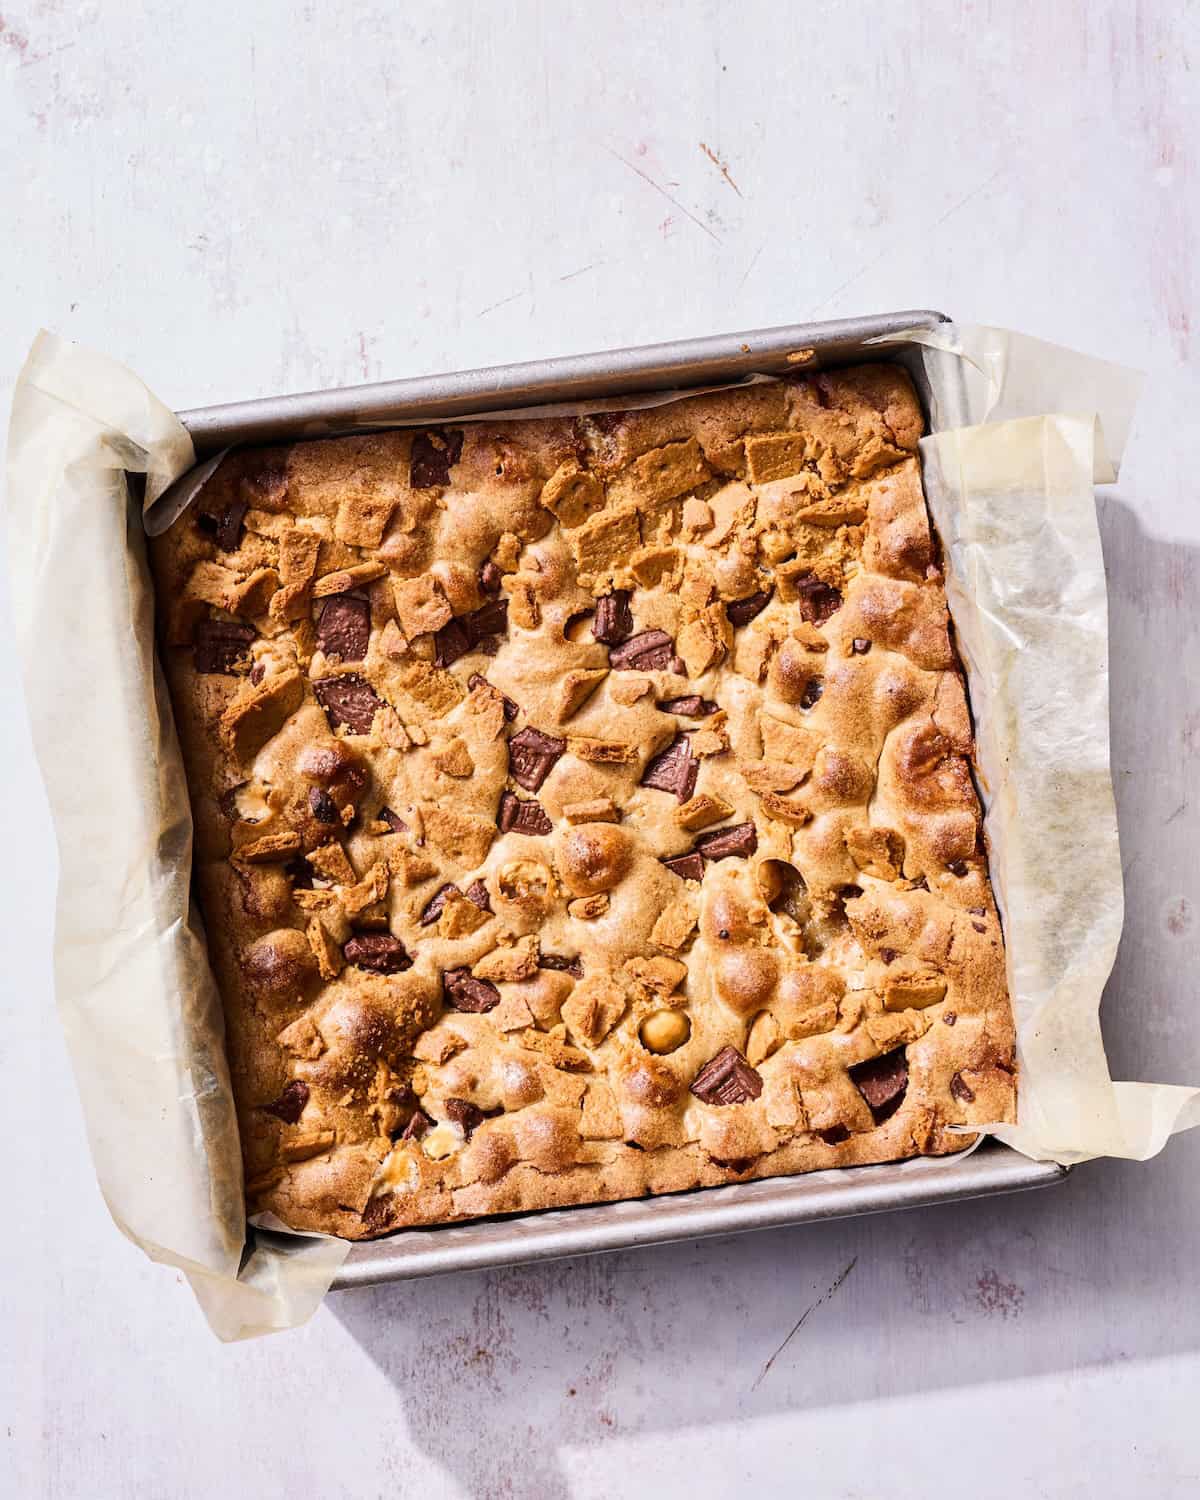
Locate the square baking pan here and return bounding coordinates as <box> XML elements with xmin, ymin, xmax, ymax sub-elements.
<box><xmin>175</xmin><ymin>310</ymin><xmax>1067</xmax><ymax>1290</ymax></box>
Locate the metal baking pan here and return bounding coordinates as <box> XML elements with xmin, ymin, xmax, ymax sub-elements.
<box><xmin>328</xmin><ymin>1143</ymin><xmax>1063</xmax><ymax>1289</ymax></box>
<box><xmin>180</xmin><ymin>309</ymin><xmax>951</xmax><ymax>451</ymax></box>
<box><xmin>176</xmin><ymin>310</ymin><xmax>1067</xmax><ymax>1290</ymax></box>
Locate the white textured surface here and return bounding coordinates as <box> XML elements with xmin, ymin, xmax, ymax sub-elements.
<box><xmin>2</xmin><ymin>2</ymin><xmax>1198</xmax><ymax>1496</ymax></box>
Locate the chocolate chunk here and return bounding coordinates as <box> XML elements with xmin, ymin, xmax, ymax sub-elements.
<box><xmin>420</xmin><ymin>882</ymin><xmax>460</xmax><ymax>926</ymax></box>
<box><xmin>495</xmin><ymin>684</ymin><xmax>519</xmax><ymax>723</ymax></box>
<box><xmin>401</xmin><ymin>1108</ymin><xmax>430</xmax><ymax>1141</ymax></box>
<box><xmin>947</xmin><ymin>859</ymin><xmax>969</xmax><ymax>877</ymax></box>
<box><xmin>214</xmin><ymin>497</ymin><xmax>249</xmax><ymax>551</ymax></box>
<box><xmin>497</xmin><ymin>790</ymin><xmax>553</xmax><ymax>836</ymax></box>
<box><xmin>689</xmin><ymin>1046</ymin><xmax>763</xmax><ymax>1106</ymax></box>
<box><xmin>799</xmin><ymin>678</ymin><xmax>824</xmax><ymax>710</ymax></box>
<box><xmin>434</xmin><ymin>599</ymin><xmax>505</xmax><ymax>663</ymax></box>
<box><xmin>313</xmin><ymin>674</ymin><xmax>384</xmax><ymax>735</ymax></box>
<box><xmin>465</xmin><ymin>878</ymin><xmax>493</xmax><ymax>913</ymax></box>
<box><xmin>588</xmin><ymin>410</ymin><xmax>628</xmax><ymax>437</ymax></box>
<box><xmin>592</xmin><ymin>590</ymin><xmax>633</xmax><ymax>645</ymax></box>
<box><xmin>308</xmin><ymin>786</ymin><xmax>340</xmax><ymax>824</ymax></box>
<box><xmin>468</xmin><ymin>672</ymin><xmax>519</xmax><ymax>721</ymax></box>
<box><xmin>641</xmin><ymin>735</ymin><xmax>698</xmax><ymax>802</ymax></box>
<box><xmin>694</xmin><ymin>821</ymin><xmax>758</xmax><ymax>861</ymax></box>
<box><xmin>661</xmin><ymin>851</ymin><xmax>705</xmax><ymax>882</ymax></box>
<box><xmin>658</xmin><ymin>695</ymin><xmax>719</xmax><ymax>718</ymax></box>
<box><xmin>942</xmin><ymin>1011</ymin><xmax>957</xmax><ymax>1026</ymax></box>
<box><xmin>443</xmin><ymin>966</ymin><xmax>501</xmax><ymax>1013</ymax></box>
<box><xmin>726</xmin><ymin>590</ymin><xmax>773</xmax><ymax>628</ymax></box>
<box><xmin>285</xmin><ymin>855</ymin><xmax>315</xmax><ymax>888</ymax></box>
<box><xmin>479</xmin><ymin>561</ymin><xmax>503</xmax><ymax>595</ymax></box>
<box><xmin>242</xmin><ymin>463</ymin><xmax>287</xmax><ymax>506</ymax></box>
<box><xmin>304</xmin><ymin>744</ymin><xmax>367</xmax><ymax>794</ymax></box>
<box><xmin>878</xmin><ymin>947</ymin><xmax>897</xmax><ymax>965</ymax></box>
<box><xmin>851</xmin><ymin>638</ymin><xmax>872</xmax><ymax>655</ymax></box>
<box><xmin>817</xmin><ymin>1124</ymin><xmax>850</xmax><ymax>1146</ymax></box>
<box><xmin>259</xmin><ymin>1080</ymin><xmax>309</xmax><ymax>1125</ymax></box>
<box><xmin>219</xmin><ymin>783</ymin><xmax>250</xmax><ymax>823</ymax></box>
<box><xmin>343</xmin><ymin>933</ymin><xmax>412</xmax><ymax>974</ymax></box>
<box><xmin>608</xmin><ymin>629</ymin><xmax>676</xmax><ymax>671</ymax></box>
<box><xmin>849</xmin><ymin>1047</ymin><xmax>909</xmax><ymax>1123</ymax></box>
<box><xmin>464</xmin><ymin>598</ymin><xmax>509</xmax><ymax>646</ymax></box>
<box><xmin>444</xmin><ymin>1098</ymin><xmax>486</xmax><ymax>1137</ymax></box>
<box><xmin>540</xmin><ymin>953</ymin><xmax>584</xmax><ymax>979</ymax></box>
<box><xmin>361</xmin><ymin>1195</ymin><xmax>394</xmax><ymax>1231</ymax></box>
<box><xmin>195</xmin><ymin>509</ymin><xmax>219</xmax><ymax>537</ymax></box>
<box><xmin>496</xmin><ymin>790</ymin><xmax>518</xmax><ymax>832</ymax></box>
<box><xmin>193</xmin><ymin>618</ymin><xmax>255</xmax><ymax>674</ymax></box>
<box><xmin>433</xmin><ymin>617</ymin><xmax>471</xmax><ymax>669</ymax></box>
<box><xmin>809</xmin><ymin>375</ymin><xmax>834</xmax><ymax>408</ymax></box>
<box><xmin>249</xmin><ymin>662</ymin><xmax>266</xmax><ymax>685</ymax></box>
<box><xmin>795</xmin><ymin>573</ymin><xmax>843</xmax><ymax>625</ymax></box>
<box><xmin>477</xmin><ymin>635</ymin><xmax>501</xmax><ymax>658</ymax></box>
<box><xmin>508</xmin><ymin>726</ymin><xmax>566</xmax><ymax>791</ymax></box>
<box><xmin>410</xmin><ymin>427</ymin><xmax>464</xmax><ymax>489</ymax></box>
<box><xmin>379</xmin><ymin>806</ymin><xmax>408</xmax><ymax>835</ymax></box>
<box><xmin>316</xmin><ymin>594</ymin><xmax>371</xmax><ymax>662</ymax></box>
<box><xmin>950</xmin><ymin>1071</ymin><xmax>976</xmax><ymax>1103</ymax></box>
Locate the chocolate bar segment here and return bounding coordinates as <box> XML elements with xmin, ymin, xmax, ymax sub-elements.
<box><xmin>343</xmin><ymin>933</ymin><xmax>412</xmax><ymax>974</ymax></box>
<box><xmin>848</xmin><ymin>1048</ymin><xmax>909</xmax><ymax>1123</ymax></box>
<box><xmin>694</xmin><ymin>821</ymin><xmax>758</xmax><ymax>861</ymax></box>
<box><xmin>259</xmin><ymin>1080</ymin><xmax>309</xmax><ymax>1124</ymax></box>
<box><xmin>641</xmin><ymin>737</ymin><xmax>698</xmax><ymax>801</ymax></box>
<box><xmin>690</xmin><ymin>1046</ymin><xmax>763</xmax><ymax>1106</ymax></box>
<box><xmin>443</xmin><ymin>967</ymin><xmax>501</xmax><ymax>1013</ymax></box>
<box><xmin>497</xmin><ymin>790</ymin><xmax>553</xmax><ymax>836</ymax></box>
<box><xmin>410</xmin><ymin>427</ymin><xmax>464</xmax><ymax>489</ymax></box>
<box><xmin>194</xmin><ymin>618</ymin><xmax>255</xmax><ymax>675</ymax></box>
<box><xmin>592</xmin><ymin>590</ymin><xmax>633</xmax><ymax>645</ymax></box>
<box><xmin>316</xmin><ymin>595</ymin><xmax>370</xmax><ymax>662</ymax></box>
<box><xmin>313</xmin><ymin>674</ymin><xmax>384</xmax><ymax>735</ymax></box>
<box><xmin>726</xmin><ymin>590</ymin><xmax>773</xmax><ymax>628</ymax></box>
<box><xmin>420</xmin><ymin>883</ymin><xmax>460</xmax><ymax>926</ymax></box>
<box><xmin>794</xmin><ymin>573</ymin><xmax>842</xmax><ymax>625</ymax></box>
<box><xmin>608</xmin><ymin>630</ymin><xmax>676</xmax><ymax>671</ymax></box>
<box><xmin>658</xmin><ymin>695</ymin><xmax>719</xmax><ymax>718</ymax></box>
<box><xmin>508</xmin><ymin>726</ymin><xmax>566</xmax><ymax>792</ymax></box>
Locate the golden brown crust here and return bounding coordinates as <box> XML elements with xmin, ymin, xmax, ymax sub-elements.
<box><xmin>150</xmin><ymin>365</ymin><xmax>1016</xmax><ymax>1240</ymax></box>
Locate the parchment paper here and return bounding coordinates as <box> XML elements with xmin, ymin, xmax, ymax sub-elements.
<box><xmin>6</xmin><ymin>333</ymin><xmax>347</xmax><ymax>1341</ymax></box>
<box><xmin>877</xmin><ymin>324</ymin><xmax>1200</xmax><ymax>1158</ymax></box>
<box><xmin>7</xmin><ymin>322</ymin><xmax>1197</xmax><ymax>1342</ymax></box>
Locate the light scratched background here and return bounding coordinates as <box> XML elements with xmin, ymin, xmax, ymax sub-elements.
<box><xmin>2</xmin><ymin>2</ymin><xmax>1198</xmax><ymax>1497</ymax></box>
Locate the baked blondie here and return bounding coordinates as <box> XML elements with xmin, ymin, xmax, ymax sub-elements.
<box><xmin>150</xmin><ymin>364</ymin><xmax>1016</xmax><ymax>1238</ymax></box>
